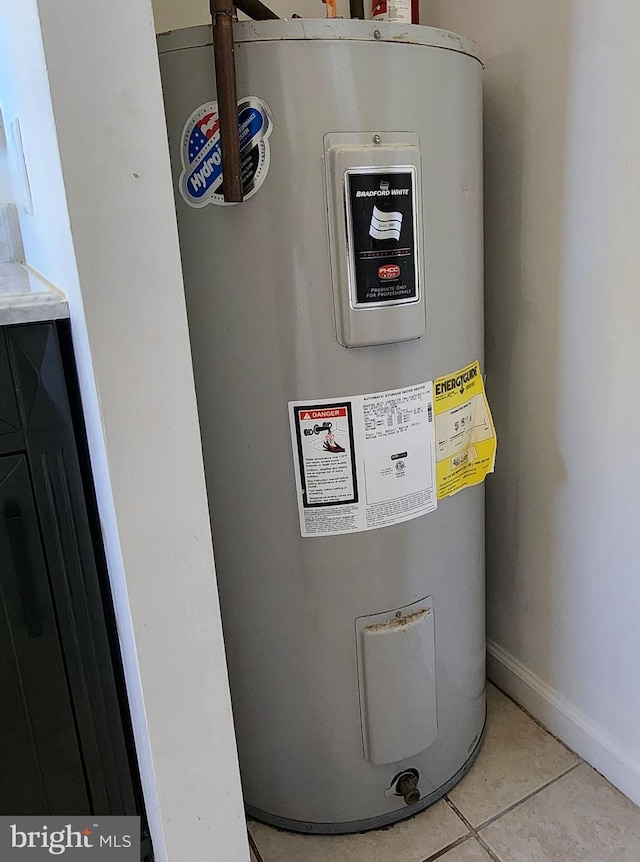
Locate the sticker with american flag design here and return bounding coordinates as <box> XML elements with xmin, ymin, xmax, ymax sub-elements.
<box><xmin>179</xmin><ymin>96</ymin><xmax>273</xmax><ymax>208</ymax></box>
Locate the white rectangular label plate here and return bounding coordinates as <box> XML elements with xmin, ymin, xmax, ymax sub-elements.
<box><xmin>289</xmin><ymin>382</ymin><xmax>437</xmax><ymax>537</ymax></box>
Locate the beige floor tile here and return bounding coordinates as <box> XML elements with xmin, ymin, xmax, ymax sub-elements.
<box><xmin>437</xmin><ymin>837</ymin><xmax>493</xmax><ymax>860</ymax></box>
<box><xmin>447</xmin><ymin>684</ymin><xmax>578</xmax><ymax>826</ymax></box>
<box><xmin>248</xmin><ymin>800</ymin><xmax>468</xmax><ymax>862</ymax></box>
<box><xmin>248</xmin><ymin>831</ymin><xmax>261</xmax><ymax>862</ymax></box>
<box><xmin>480</xmin><ymin>762</ymin><xmax>640</xmax><ymax>861</ymax></box>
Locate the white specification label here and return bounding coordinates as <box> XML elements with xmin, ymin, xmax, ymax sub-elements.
<box><xmin>289</xmin><ymin>383</ymin><xmax>437</xmax><ymax>537</ymax></box>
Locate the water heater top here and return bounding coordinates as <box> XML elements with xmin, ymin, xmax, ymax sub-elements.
<box><xmin>157</xmin><ymin>18</ymin><xmax>482</xmax><ymax>64</ymax></box>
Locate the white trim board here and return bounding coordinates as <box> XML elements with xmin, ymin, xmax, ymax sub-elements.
<box><xmin>487</xmin><ymin>640</ymin><xmax>640</xmax><ymax>807</ymax></box>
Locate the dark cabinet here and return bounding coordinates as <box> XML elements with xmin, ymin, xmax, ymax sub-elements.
<box><xmin>0</xmin><ymin>453</ymin><xmax>89</xmax><ymax>814</ymax></box>
<box><xmin>0</xmin><ymin>321</ymin><xmax>150</xmax><ymax>857</ymax></box>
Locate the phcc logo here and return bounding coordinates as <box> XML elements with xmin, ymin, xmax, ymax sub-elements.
<box><xmin>179</xmin><ymin>96</ymin><xmax>273</xmax><ymax>208</ymax></box>
<box><xmin>378</xmin><ymin>264</ymin><xmax>401</xmax><ymax>280</ymax></box>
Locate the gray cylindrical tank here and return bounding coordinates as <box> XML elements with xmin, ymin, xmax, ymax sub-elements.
<box><xmin>158</xmin><ymin>19</ymin><xmax>485</xmax><ymax>834</ymax></box>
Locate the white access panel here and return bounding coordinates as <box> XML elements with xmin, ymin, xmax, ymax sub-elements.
<box><xmin>357</xmin><ymin>599</ymin><xmax>437</xmax><ymax>765</ymax></box>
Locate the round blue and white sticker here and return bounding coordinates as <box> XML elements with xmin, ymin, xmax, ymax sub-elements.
<box><xmin>179</xmin><ymin>96</ymin><xmax>273</xmax><ymax>208</ymax></box>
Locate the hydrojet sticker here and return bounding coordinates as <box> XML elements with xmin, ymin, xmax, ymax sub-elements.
<box><xmin>179</xmin><ymin>97</ymin><xmax>272</xmax><ymax>208</ymax></box>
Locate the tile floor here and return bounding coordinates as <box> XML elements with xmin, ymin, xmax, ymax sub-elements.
<box><xmin>248</xmin><ymin>684</ymin><xmax>640</xmax><ymax>862</ymax></box>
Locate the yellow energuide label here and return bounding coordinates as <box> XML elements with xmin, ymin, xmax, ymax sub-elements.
<box><xmin>434</xmin><ymin>360</ymin><xmax>496</xmax><ymax>499</ymax></box>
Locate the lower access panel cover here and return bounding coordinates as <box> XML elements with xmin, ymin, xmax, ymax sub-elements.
<box><xmin>357</xmin><ymin>598</ymin><xmax>437</xmax><ymax>765</ymax></box>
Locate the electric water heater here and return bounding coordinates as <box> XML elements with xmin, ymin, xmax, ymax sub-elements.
<box><xmin>159</xmin><ymin>19</ymin><xmax>487</xmax><ymax>834</ymax></box>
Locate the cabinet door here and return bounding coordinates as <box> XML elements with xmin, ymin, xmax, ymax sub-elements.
<box><xmin>7</xmin><ymin>323</ymin><xmax>137</xmax><ymax>816</ymax></box>
<box><xmin>0</xmin><ymin>332</ymin><xmax>23</xmax><ymax>456</ymax></box>
<box><xmin>0</xmin><ymin>453</ymin><xmax>90</xmax><ymax>815</ymax></box>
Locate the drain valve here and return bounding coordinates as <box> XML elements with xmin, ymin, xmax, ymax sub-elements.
<box><xmin>394</xmin><ymin>771</ymin><xmax>421</xmax><ymax>806</ymax></box>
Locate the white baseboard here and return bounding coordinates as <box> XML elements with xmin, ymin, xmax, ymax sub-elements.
<box><xmin>487</xmin><ymin>639</ymin><xmax>640</xmax><ymax>807</ymax></box>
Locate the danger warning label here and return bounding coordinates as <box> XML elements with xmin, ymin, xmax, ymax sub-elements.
<box><xmin>289</xmin><ymin>384</ymin><xmax>437</xmax><ymax>537</ymax></box>
<box><xmin>300</xmin><ymin>408</ymin><xmax>348</xmax><ymax>421</ymax></box>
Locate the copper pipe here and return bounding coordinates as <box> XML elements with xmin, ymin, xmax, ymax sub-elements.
<box><xmin>234</xmin><ymin>0</ymin><xmax>279</xmax><ymax>19</ymax></box>
<box><xmin>210</xmin><ymin>0</ymin><xmax>243</xmax><ymax>202</ymax></box>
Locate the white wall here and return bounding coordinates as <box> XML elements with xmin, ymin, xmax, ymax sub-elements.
<box><xmin>433</xmin><ymin>0</ymin><xmax>640</xmax><ymax>805</ymax></box>
<box><xmin>0</xmin><ymin>2</ymin><xmax>75</xmax><ymax>281</ymax></box>
<box><xmin>0</xmin><ymin>113</ymin><xmax>12</xmax><ymax>204</ymax></box>
<box><xmin>0</xmin><ymin>2</ymin><xmax>249</xmax><ymax>860</ymax></box>
<box><xmin>153</xmin><ymin>0</ymin><xmax>351</xmax><ymax>32</ymax></box>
